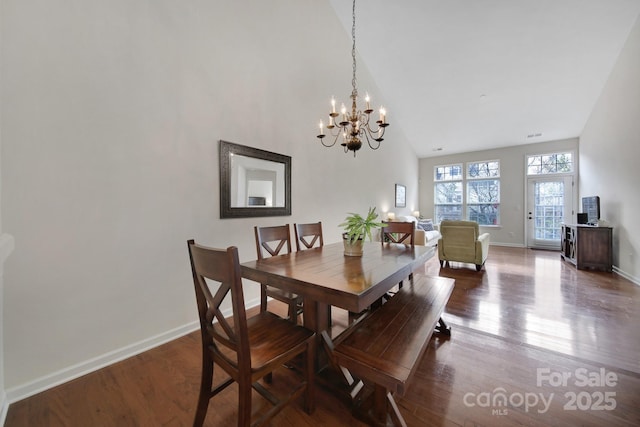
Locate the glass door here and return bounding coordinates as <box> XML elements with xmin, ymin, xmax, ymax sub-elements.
<box><xmin>526</xmin><ymin>177</ymin><xmax>574</xmax><ymax>249</ymax></box>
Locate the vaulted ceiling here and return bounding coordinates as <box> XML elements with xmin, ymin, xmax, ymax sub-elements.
<box><xmin>328</xmin><ymin>0</ymin><xmax>640</xmax><ymax>158</ymax></box>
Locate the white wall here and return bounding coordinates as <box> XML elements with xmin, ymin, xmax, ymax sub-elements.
<box><xmin>419</xmin><ymin>138</ymin><xmax>578</xmax><ymax>247</ymax></box>
<box><xmin>0</xmin><ymin>0</ymin><xmax>16</xmax><ymax>417</ymax></box>
<box><xmin>579</xmin><ymin>15</ymin><xmax>640</xmax><ymax>283</ymax></box>
<box><xmin>0</xmin><ymin>0</ymin><xmax>419</xmax><ymax>398</ymax></box>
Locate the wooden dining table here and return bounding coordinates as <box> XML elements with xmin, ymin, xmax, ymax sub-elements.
<box><xmin>240</xmin><ymin>241</ymin><xmax>435</xmax><ymax>370</ymax></box>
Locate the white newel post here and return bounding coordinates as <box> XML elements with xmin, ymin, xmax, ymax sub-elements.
<box><xmin>0</xmin><ymin>233</ymin><xmax>16</xmax><ymax>424</ymax></box>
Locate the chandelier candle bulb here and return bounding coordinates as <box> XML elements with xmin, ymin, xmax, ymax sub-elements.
<box><xmin>331</xmin><ymin>97</ymin><xmax>336</xmax><ymax>113</ymax></box>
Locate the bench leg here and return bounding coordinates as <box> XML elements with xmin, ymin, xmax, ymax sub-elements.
<box><xmin>320</xmin><ymin>331</ymin><xmax>364</xmax><ymax>402</ymax></box>
<box><xmin>369</xmin><ymin>384</ymin><xmax>407</xmax><ymax>427</ymax></box>
<box><xmin>435</xmin><ymin>317</ymin><xmax>451</xmax><ymax>336</ymax></box>
<box><xmin>386</xmin><ymin>391</ymin><xmax>407</xmax><ymax>427</ymax></box>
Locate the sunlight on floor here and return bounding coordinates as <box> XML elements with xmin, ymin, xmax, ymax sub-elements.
<box><xmin>524</xmin><ymin>313</ymin><xmax>574</xmax><ymax>354</ymax></box>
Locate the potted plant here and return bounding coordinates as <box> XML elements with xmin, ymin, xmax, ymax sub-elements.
<box><xmin>339</xmin><ymin>207</ymin><xmax>383</xmax><ymax>256</ymax></box>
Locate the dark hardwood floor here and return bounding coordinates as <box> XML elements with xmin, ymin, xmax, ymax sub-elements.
<box><xmin>6</xmin><ymin>246</ymin><xmax>640</xmax><ymax>426</ymax></box>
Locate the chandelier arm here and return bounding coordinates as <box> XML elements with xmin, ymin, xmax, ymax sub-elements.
<box><xmin>319</xmin><ymin>132</ymin><xmax>340</xmax><ymax>148</ymax></box>
<box><xmin>362</xmin><ymin>120</ymin><xmax>385</xmax><ymax>142</ymax></box>
<box><xmin>362</xmin><ymin>117</ymin><xmax>387</xmax><ymax>138</ymax></box>
<box><xmin>362</xmin><ymin>121</ymin><xmax>378</xmax><ymax>135</ymax></box>
<box><xmin>361</xmin><ymin>128</ymin><xmax>381</xmax><ymax>150</ymax></box>
<box><xmin>328</xmin><ymin>125</ymin><xmax>344</xmax><ymax>136</ymax></box>
<box><xmin>357</xmin><ymin>111</ymin><xmax>369</xmax><ymax>127</ymax></box>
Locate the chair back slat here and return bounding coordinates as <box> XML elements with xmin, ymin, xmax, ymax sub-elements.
<box><xmin>294</xmin><ymin>222</ymin><xmax>324</xmax><ymax>251</ymax></box>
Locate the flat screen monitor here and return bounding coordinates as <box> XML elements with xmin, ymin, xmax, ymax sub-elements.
<box><xmin>581</xmin><ymin>196</ymin><xmax>600</xmax><ymax>225</ymax></box>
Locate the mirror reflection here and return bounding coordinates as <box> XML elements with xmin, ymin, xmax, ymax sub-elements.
<box><xmin>230</xmin><ymin>154</ymin><xmax>285</xmax><ymax>208</ymax></box>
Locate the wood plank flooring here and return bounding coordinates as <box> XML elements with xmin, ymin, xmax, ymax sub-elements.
<box><xmin>6</xmin><ymin>246</ymin><xmax>640</xmax><ymax>426</ymax></box>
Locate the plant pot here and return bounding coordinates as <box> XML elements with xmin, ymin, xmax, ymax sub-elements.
<box><xmin>343</xmin><ymin>234</ymin><xmax>364</xmax><ymax>257</ymax></box>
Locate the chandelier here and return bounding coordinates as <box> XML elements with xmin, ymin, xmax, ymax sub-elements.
<box><xmin>316</xmin><ymin>0</ymin><xmax>389</xmax><ymax>157</ymax></box>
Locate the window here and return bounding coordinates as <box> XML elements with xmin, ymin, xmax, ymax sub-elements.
<box><xmin>434</xmin><ymin>164</ymin><xmax>463</xmax><ymax>222</ymax></box>
<box><xmin>527</xmin><ymin>152</ymin><xmax>573</xmax><ymax>175</ymax></box>
<box><xmin>468</xmin><ymin>160</ymin><xmax>499</xmax><ymax>178</ymax></box>
<box><xmin>467</xmin><ymin>180</ymin><xmax>500</xmax><ymax>225</ymax></box>
<box><xmin>434</xmin><ymin>160</ymin><xmax>500</xmax><ymax>225</ymax></box>
<box><xmin>435</xmin><ymin>164</ymin><xmax>463</xmax><ymax>181</ymax></box>
<box><xmin>534</xmin><ymin>181</ymin><xmax>565</xmax><ymax>240</ymax></box>
<box><xmin>467</xmin><ymin>161</ymin><xmax>500</xmax><ymax>225</ymax></box>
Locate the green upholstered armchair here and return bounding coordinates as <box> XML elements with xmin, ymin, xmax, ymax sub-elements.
<box><xmin>437</xmin><ymin>220</ymin><xmax>490</xmax><ymax>271</ymax></box>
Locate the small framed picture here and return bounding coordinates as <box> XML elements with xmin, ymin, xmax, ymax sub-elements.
<box><xmin>395</xmin><ymin>184</ymin><xmax>406</xmax><ymax>208</ymax></box>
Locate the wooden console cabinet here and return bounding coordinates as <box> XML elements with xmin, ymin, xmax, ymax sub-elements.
<box><xmin>561</xmin><ymin>224</ymin><xmax>612</xmax><ymax>272</ymax></box>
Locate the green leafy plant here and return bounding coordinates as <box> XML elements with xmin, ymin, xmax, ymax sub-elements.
<box><xmin>339</xmin><ymin>207</ymin><xmax>383</xmax><ymax>245</ymax></box>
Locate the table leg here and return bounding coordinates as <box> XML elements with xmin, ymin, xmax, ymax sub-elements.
<box><xmin>304</xmin><ymin>297</ymin><xmax>364</xmax><ymax>401</ymax></box>
<box><xmin>373</xmin><ymin>385</ymin><xmax>387</xmax><ymax>423</ymax></box>
<box><xmin>303</xmin><ymin>298</ymin><xmax>330</xmax><ymax>371</ymax></box>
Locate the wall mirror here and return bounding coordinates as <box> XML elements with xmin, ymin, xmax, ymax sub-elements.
<box><xmin>219</xmin><ymin>140</ymin><xmax>291</xmax><ymax>218</ymax></box>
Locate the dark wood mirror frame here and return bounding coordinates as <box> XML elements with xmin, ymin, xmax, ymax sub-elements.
<box><xmin>219</xmin><ymin>140</ymin><xmax>292</xmax><ymax>219</ymax></box>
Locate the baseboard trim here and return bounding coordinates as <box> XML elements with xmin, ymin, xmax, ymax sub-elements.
<box><xmin>1</xmin><ymin>390</ymin><xmax>8</xmax><ymax>427</ymax></box>
<box><xmin>5</xmin><ymin>295</ymin><xmax>260</xmax><ymax>406</ymax></box>
<box><xmin>613</xmin><ymin>266</ymin><xmax>640</xmax><ymax>286</ymax></box>
<box><xmin>1</xmin><ymin>234</ymin><xmax>16</xmax><ymax>426</ymax></box>
<box><xmin>489</xmin><ymin>242</ymin><xmax>526</xmax><ymax>248</ymax></box>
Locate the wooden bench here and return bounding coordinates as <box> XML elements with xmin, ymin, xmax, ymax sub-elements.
<box><xmin>332</xmin><ymin>275</ymin><xmax>455</xmax><ymax>426</ymax></box>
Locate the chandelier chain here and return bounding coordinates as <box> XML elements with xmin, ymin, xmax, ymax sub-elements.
<box><xmin>351</xmin><ymin>0</ymin><xmax>357</xmax><ymax>98</ymax></box>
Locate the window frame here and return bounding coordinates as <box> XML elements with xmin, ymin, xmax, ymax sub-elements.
<box><xmin>434</xmin><ymin>160</ymin><xmax>501</xmax><ymax>226</ymax></box>
<box><xmin>526</xmin><ymin>151</ymin><xmax>574</xmax><ymax>176</ymax></box>
<box><xmin>433</xmin><ymin>163</ymin><xmax>463</xmax><ymax>222</ymax></box>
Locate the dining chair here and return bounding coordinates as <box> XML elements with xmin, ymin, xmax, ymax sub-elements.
<box><xmin>294</xmin><ymin>222</ymin><xmax>324</xmax><ymax>251</ymax></box>
<box><xmin>381</xmin><ymin>221</ymin><xmax>416</xmax><ymax>288</ymax></box>
<box><xmin>187</xmin><ymin>240</ymin><xmax>315</xmax><ymax>427</ymax></box>
<box><xmin>254</xmin><ymin>225</ymin><xmax>304</xmax><ymax>324</ymax></box>
<box><xmin>381</xmin><ymin>221</ymin><xmax>415</xmax><ymax>246</ymax></box>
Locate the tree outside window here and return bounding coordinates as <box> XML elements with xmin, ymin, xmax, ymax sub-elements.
<box><xmin>467</xmin><ymin>180</ymin><xmax>500</xmax><ymax>225</ymax></box>
<box><xmin>467</xmin><ymin>161</ymin><xmax>500</xmax><ymax>226</ymax></box>
<box><xmin>435</xmin><ymin>181</ymin><xmax>463</xmax><ymax>222</ymax></box>
<box><xmin>527</xmin><ymin>153</ymin><xmax>573</xmax><ymax>175</ymax></box>
<box><xmin>534</xmin><ymin>181</ymin><xmax>565</xmax><ymax>240</ymax></box>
